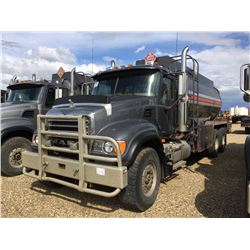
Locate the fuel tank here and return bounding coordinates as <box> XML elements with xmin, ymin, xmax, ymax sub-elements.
<box><xmin>137</xmin><ymin>55</ymin><xmax>222</xmax><ymax>121</ymax></box>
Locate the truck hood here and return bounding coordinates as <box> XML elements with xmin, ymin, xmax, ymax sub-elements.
<box><xmin>49</xmin><ymin>96</ymin><xmax>155</xmax><ymax>134</ymax></box>
<box><xmin>1</xmin><ymin>102</ymin><xmax>38</xmax><ymax>120</ymax></box>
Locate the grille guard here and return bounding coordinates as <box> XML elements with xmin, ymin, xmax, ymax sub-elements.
<box><xmin>22</xmin><ymin>114</ymin><xmax>127</xmax><ymax>198</ymax></box>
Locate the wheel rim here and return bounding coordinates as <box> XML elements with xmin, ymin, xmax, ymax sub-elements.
<box><xmin>9</xmin><ymin>148</ymin><xmax>24</xmax><ymax>168</ymax></box>
<box><xmin>215</xmin><ymin>137</ymin><xmax>219</xmax><ymax>151</ymax></box>
<box><xmin>142</xmin><ymin>163</ymin><xmax>157</xmax><ymax>197</ymax></box>
<box><xmin>222</xmin><ymin>135</ymin><xmax>226</xmax><ymax>146</ymax></box>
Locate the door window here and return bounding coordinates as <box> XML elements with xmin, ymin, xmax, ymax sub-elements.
<box><xmin>45</xmin><ymin>88</ymin><xmax>55</xmax><ymax>108</ymax></box>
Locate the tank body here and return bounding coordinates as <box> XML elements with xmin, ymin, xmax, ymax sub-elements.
<box><xmin>187</xmin><ymin>73</ymin><xmax>221</xmax><ymax>120</ymax></box>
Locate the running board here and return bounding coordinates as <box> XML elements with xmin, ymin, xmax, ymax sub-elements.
<box><xmin>172</xmin><ymin>160</ymin><xmax>186</xmax><ymax>171</ymax></box>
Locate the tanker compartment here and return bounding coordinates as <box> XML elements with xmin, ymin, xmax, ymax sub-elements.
<box><xmin>187</xmin><ymin>74</ymin><xmax>221</xmax><ymax>120</ymax></box>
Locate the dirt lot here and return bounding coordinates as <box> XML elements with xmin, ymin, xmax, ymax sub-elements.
<box><xmin>1</xmin><ymin>124</ymin><xmax>248</xmax><ymax>218</ymax></box>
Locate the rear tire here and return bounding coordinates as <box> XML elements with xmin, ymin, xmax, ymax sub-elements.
<box><xmin>1</xmin><ymin>137</ymin><xmax>31</xmax><ymax>176</ymax></box>
<box><xmin>207</xmin><ymin>130</ymin><xmax>219</xmax><ymax>158</ymax></box>
<box><xmin>119</xmin><ymin>148</ymin><xmax>161</xmax><ymax>212</ymax></box>
<box><xmin>218</xmin><ymin>128</ymin><xmax>227</xmax><ymax>153</ymax></box>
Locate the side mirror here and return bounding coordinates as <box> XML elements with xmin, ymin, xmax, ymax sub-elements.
<box><xmin>240</xmin><ymin>63</ymin><xmax>250</xmax><ymax>102</ymax></box>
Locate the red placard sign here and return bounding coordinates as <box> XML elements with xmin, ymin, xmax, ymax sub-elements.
<box><xmin>144</xmin><ymin>51</ymin><xmax>156</xmax><ymax>65</ymax></box>
<box><xmin>57</xmin><ymin>67</ymin><xmax>65</xmax><ymax>78</ymax></box>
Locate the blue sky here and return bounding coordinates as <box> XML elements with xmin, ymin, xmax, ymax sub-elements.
<box><xmin>1</xmin><ymin>31</ymin><xmax>250</xmax><ymax>109</ymax></box>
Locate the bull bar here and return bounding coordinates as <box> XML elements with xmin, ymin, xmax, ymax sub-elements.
<box><xmin>22</xmin><ymin>115</ymin><xmax>128</xmax><ymax>198</ymax></box>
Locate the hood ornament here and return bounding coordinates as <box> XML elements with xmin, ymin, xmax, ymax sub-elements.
<box><xmin>68</xmin><ymin>99</ymin><xmax>75</xmax><ymax>108</ymax></box>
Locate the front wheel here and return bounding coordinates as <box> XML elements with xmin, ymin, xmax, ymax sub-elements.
<box><xmin>1</xmin><ymin>137</ymin><xmax>31</xmax><ymax>176</ymax></box>
<box><xmin>119</xmin><ymin>147</ymin><xmax>161</xmax><ymax>212</ymax></box>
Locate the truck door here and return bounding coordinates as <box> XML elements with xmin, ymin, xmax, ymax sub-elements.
<box><xmin>157</xmin><ymin>75</ymin><xmax>178</xmax><ymax>137</ymax></box>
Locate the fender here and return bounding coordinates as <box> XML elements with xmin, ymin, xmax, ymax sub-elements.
<box><xmin>97</xmin><ymin>119</ymin><xmax>164</xmax><ymax>168</ymax></box>
<box><xmin>1</xmin><ymin>117</ymin><xmax>36</xmax><ymax>141</ymax></box>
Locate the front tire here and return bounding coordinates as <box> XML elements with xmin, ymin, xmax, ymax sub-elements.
<box><xmin>119</xmin><ymin>147</ymin><xmax>161</xmax><ymax>212</ymax></box>
<box><xmin>1</xmin><ymin>137</ymin><xmax>31</xmax><ymax>176</ymax></box>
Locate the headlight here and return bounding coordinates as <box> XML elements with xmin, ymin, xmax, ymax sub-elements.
<box><xmin>32</xmin><ymin>134</ymin><xmax>39</xmax><ymax>145</ymax></box>
<box><xmin>92</xmin><ymin>140</ymin><xmax>126</xmax><ymax>155</ymax></box>
<box><xmin>104</xmin><ymin>142</ymin><xmax>114</xmax><ymax>153</ymax></box>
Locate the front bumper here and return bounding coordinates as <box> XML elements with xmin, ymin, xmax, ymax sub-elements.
<box><xmin>22</xmin><ymin>114</ymin><xmax>128</xmax><ymax>198</ymax></box>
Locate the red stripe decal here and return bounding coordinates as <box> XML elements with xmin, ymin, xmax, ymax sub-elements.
<box><xmin>188</xmin><ymin>95</ymin><xmax>221</xmax><ymax>105</ymax></box>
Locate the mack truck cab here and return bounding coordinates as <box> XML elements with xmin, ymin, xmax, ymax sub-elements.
<box><xmin>22</xmin><ymin>47</ymin><xmax>228</xmax><ymax>211</ymax></box>
<box><xmin>1</xmin><ymin>68</ymin><xmax>93</xmax><ymax>176</ymax></box>
<box><xmin>240</xmin><ymin>63</ymin><xmax>250</xmax><ymax>217</ymax></box>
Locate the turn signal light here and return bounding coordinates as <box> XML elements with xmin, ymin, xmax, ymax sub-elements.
<box><xmin>114</xmin><ymin>141</ymin><xmax>126</xmax><ymax>155</ymax></box>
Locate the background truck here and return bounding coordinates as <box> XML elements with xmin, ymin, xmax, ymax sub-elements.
<box><xmin>240</xmin><ymin>63</ymin><xmax>250</xmax><ymax>217</ymax></box>
<box><xmin>1</xmin><ymin>68</ymin><xmax>93</xmax><ymax>176</ymax></box>
<box><xmin>22</xmin><ymin>47</ymin><xmax>228</xmax><ymax>211</ymax></box>
<box><xmin>1</xmin><ymin>89</ymin><xmax>8</xmax><ymax>102</ymax></box>
<box><xmin>229</xmin><ymin>105</ymin><xmax>250</xmax><ymax>133</ymax></box>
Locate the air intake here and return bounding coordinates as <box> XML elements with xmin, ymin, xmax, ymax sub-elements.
<box><xmin>144</xmin><ymin>108</ymin><xmax>153</xmax><ymax>118</ymax></box>
<box><xmin>22</xmin><ymin>110</ymin><xmax>34</xmax><ymax>118</ymax></box>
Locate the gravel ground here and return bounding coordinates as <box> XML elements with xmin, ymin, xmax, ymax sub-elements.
<box><xmin>1</xmin><ymin>124</ymin><xmax>247</xmax><ymax>218</ymax></box>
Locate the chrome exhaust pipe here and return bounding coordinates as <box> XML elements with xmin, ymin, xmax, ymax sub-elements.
<box><xmin>111</xmin><ymin>60</ymin><xmax>116</xmax><ymax>68</ymax></box>
<box><xmin>32</xmin><ymin>74</ymin><xmax>36</xmax><ymax>82</ymax></box>
<box><xmin>70</xmin><ymin>67</ymin><xmax>76</xmax><ymax>96</ymax></box>
<box><xmin>178</xmin><ymin>46</ymin><xmax>189</xmax><ymax>132</ymax></box>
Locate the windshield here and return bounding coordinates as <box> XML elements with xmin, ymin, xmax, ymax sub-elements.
<box><xmin>7</xmin><ymin>85</ymin><xmax>44</xmax><ymax>102</ymax></box>
<box><xmin>92</xmin><ymin>70</ymin><xmax>159</xmax><ymax>96</ymax></box>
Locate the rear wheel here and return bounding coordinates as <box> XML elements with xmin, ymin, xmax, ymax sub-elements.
<box><xmin>119</xmin><ymin>148</ymin><xmax>161</xmax><ymax>212</ymax></box>
<box><xmin>218</xmin><ymin>128</ymin><xmax>227</xmax><ymax>153</ymax></box>
<box><xmin>1</xmin><ymin>137</ymin><xmax>31</xmax><ymax>176</ymax></box>
<box><xmin>207</xmin><ymin>130</ymin><xmax>219</xmax><ymax>158</ymax></box>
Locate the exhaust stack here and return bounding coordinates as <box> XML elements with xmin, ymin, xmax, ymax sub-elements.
<box><xmin>178</xmin><ymin>46</ymin><xmax>189</xmax><ymax>132</ymax></box>
<box><xmin>32</xmin><ymin>74</ymin><xmax>36</xmax><ymax>82</ymax></box>
<box><xmin>111</xmin><ymin>60</ymin><xmax>116</xmax><ymax>69</ymax></box>
<box><xmin>70</xmin><ymin>67</ymin><xmax>76</xmax><ymax>96</ymax></box>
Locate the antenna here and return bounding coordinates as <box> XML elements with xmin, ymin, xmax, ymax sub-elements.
<box><xmin>91</xmin><ymin>38</ymin><xmax>94</xmax><ymax>74</ymax></box>
<box><xmin>176</xmin><ymin>31</ymin><xmax>179</xmax><ymax>55</ymax></box>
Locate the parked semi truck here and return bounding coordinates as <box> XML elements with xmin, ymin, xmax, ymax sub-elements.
<box><xmin>1</xmin><ymin>68</ymin><xmax>93</xmax><ymax>176</ymax></box>
<box><xmin>22</xmin><ymin>47</ymin><xmax>228</xmax><ymax>211</ymax></box>
<box><xmin>240</xmin><ymin>63</ymin><xmax>250</xmax><ymax>217</ymax></box>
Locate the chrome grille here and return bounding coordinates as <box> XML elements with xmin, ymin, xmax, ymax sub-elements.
<box><xmin>47</xmin><ymin>117</ymin><xmax>90</xmax><ymax>134</ymax></box>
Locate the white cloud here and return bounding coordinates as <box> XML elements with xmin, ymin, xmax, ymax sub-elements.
<box><xmin>135</xmin><ymin>45</ymin><xmax>145</xmax><ymax>53</ymax></box>
<box><xmin>1</xmin><ymin>52</ymin><xmax>106</xmax><ymax>89</ymax></box>
<box><xmin>26</xmin><ymin>46</ymin><xmax>76</xmax><ymax>63</ymax></box>
<box><xmin>103</xmin><ymin>56</ymin><xmax>116</xmax><ymax>62</ymax></box>
<box><xmin>179</xmin><ymin>32</ymin><xmax>241</xmax><ymax>47</ymax></box>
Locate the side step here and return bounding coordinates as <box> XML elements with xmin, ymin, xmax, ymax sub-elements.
<box><xmin>172</xmin><ymin>160</ymin><xmax>186</xmax><ymax>171</ymax></box>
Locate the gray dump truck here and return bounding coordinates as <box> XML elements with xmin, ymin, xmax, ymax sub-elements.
<box><xmin>240</xmin><ymin>63</ymin><xmax>250</xmax><ymax>217</ymax></box>
<box><xmin>22</xmin><ymin>47</ymin><xmax>228</xmax><ymax>211</ymax></box>
<box><xmin>1</xmin><ymin>68</ymin><xmax>93</xmax><ymax>176</ymax></box>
